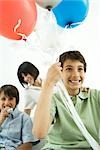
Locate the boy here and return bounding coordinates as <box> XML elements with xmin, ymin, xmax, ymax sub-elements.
<box><xmin>0</xmin><ymin>84</ymin><xmax>34</xmax><ymax>150</ymax></box>
<box><xmin>33</xmin><ymin>51</ymin><xmax>100</xmax><ymax>150</ymax></box>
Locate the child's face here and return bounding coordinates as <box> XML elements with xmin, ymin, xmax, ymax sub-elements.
<box><xmin>62</xmin><ymin>59</ymin><xmax>85</xmax><ymax>96</ymax></box>
<box><xmin>0</xmin><ymin>91</ymin><xmax>16</xmax><ymax>111</ymax></box>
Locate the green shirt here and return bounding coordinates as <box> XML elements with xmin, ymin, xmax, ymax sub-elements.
<box><xmin>42</xmin><ymin>88</ymin><xmax>100</xmax><ymax>150</ymax></box>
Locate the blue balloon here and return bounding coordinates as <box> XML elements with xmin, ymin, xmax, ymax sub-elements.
<box><xmin>52</xmin><ymin>0</ymin><xmax>89</xmax><ymax>28</ymax></box>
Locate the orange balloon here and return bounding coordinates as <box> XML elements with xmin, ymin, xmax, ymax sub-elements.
<box><xmin>0</xmin><ymin>0</ymin><xmax>37</xmax><ymax>40</ymax></box>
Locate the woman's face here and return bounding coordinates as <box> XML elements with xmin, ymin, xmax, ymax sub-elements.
<box><xmin>22</xmin><ymin>73</ymin><xmax>35</xmax><ymax>86</ymax></box>
<box><xmin>22</xmin><ymin>73</ymin><xmax>42</xmax><ymax>87</ymax></box>
<box><xmin>62</xmin><ymin>59</ymin><xmax>85</xmax><ymax>96</ymax></box>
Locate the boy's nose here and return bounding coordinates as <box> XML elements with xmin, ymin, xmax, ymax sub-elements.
<box><xmin>72</xmin><ymin>70</ymin><xmax>79</xmax><ymax>76</ymax></box>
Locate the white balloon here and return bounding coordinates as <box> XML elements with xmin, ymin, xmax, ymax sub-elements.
<box><xmin>36</xmin><ymin>0</ymin><xmax>61</xmax><ymax>10</ymax></box>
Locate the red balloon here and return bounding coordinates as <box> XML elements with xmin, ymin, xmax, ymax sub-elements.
<box><xmin>0</xmin><ymin>0</ymin><xmax>37</xmax><ymax>40</ymax></box>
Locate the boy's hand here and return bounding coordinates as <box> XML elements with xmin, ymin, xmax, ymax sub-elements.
<box><xmin>0</xmin><ymin>107</ymin><xmax>11</xmax><ymax>125</ymax></box>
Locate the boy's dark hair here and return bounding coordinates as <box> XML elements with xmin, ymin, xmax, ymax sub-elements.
<box><xmin>17</xmin><ymin>61</ymin><xmax>39</xmax><ymax>88</ymax></box>
<box><xmin>59</xmin><ymin>50</ymin><xmax>87</xmax><ymax>72</ymax></box>
<box><xmin>0</xmin><ymin>84</ymin><xmax>19</xmax><ymax>105</ymax></box>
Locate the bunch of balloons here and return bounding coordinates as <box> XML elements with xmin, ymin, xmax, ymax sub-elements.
<box><xmin>0</xmin><ymin>0</ymin><xmax>89</xmax><ymax>40</ymax></box>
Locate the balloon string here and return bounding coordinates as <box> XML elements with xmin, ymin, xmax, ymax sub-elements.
<box><xmin>65</xmin><ymin>21</ymin><xmax>82</xmax><ymax>28</ymax></box>
<box><xmin>13</xmin><ymin>19</ymin><xmax>27</xmax><ymax>41</ymax></box>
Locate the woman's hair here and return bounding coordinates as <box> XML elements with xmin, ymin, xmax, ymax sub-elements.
<box><xmin>17</xmin><ymin>61</ymin><xmax>39</xmax><ymax>88</ymax></box>
<box><xmin>0</xmin><ymin>84</ymin><xmax>19</xmax><ymax>105</ymax></box>
<box><xmin>59</xmin><ymin>50</ymin><xmax>87</xmax><ymax>72</ymax></box>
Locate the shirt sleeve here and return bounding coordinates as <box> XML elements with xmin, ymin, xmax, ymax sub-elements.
<box><xmin>21</xmin><ymin>114</ymin><xmax>34</xmax><ymax>143</ymax></box>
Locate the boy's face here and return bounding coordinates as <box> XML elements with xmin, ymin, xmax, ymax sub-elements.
<box><xmin>0</xmin><ymin>91</ymin><xmax>16</xmax><ymax>111</ymax></box>
<box><xmin>62</xmin><ymin>59</ymin><xmax>85</xmax><ymax>96</ymax></box>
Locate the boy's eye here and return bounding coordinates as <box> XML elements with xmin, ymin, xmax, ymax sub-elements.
<box><xmin>66</xmin><ymin>68</ymin><xmax>72</xmax><ymax>71</ymax></box>
<box><xmin>78</xmin><ymin>67</ymin><xmax>84</xmax><ymax>71</ymax></box>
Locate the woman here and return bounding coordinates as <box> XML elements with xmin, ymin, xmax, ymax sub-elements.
<box><xmin>17</xmin><ymin>61</ymin><xmax>42</xmax><ymax>116</ymax></box>
<box><xmin>17</xmin><ymin>61</ymin><xmax>45</xmax><ymax>150</ymax></box>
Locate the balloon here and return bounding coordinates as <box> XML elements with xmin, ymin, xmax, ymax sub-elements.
<box><xmin>0</xmin><ymin>0</ymin><xmax>37</xmax><ymax>40</ymax></box>
<box><xmin>52</xmin><ymin>0</ymin><xmax>89</xmax><ymax>28</ymax></box>
<box><xmin>36</xmin><ymin>0</ymin><xmax>61</xmax><ymax>10</ymax></box>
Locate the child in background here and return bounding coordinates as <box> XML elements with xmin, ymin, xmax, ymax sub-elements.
<box><xmin>17</xmin><ymin>61</ymin><xmax>42</xmax><ymax>116</ymax></box>
<box><xmin>0</xmin><ymin>84</ymin><xmax>34</xmax><ymax>150</ymax></box>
